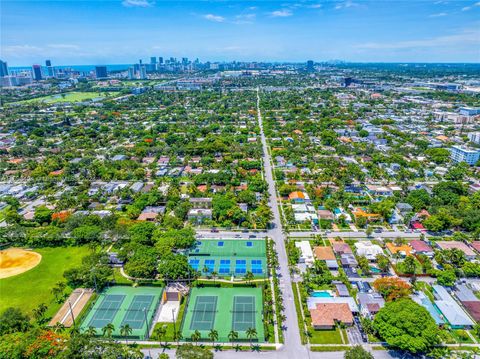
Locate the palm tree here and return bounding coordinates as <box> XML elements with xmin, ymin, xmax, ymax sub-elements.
<box><xmin>246</xmin><ymin>327</ymin><xmax>257</xmax><ymax>347</ymax></box>
<box><xmin>191</xmin><ymin>330</ymin><xmax>201</xmax><ymax>346</ymax></box>
<box><xmin>102</xmin><ymin>323</ymin><xmax>115</xmax><ymax>338</ymax></box>
<box><xmin>208</xmin><ymin>329</ymin><xmax>218</xmax><ymax>347</ymax></box>
<box><xmin>228</xmin><ymin>330</ymin><xmax>238</xmax><ymax>346</ymax></box>
<box><xmin>173</xmin><ymin>329</ymin><xmax>183</xmax><ymax>346</ymax></box>
<box><xmin>211</xmin><ymin>271</ymin><xmax>218</xmax><ymax>285</ymax></box>
<box><xmin>120</xmin><ymin>324</ymin><xmax>132</xmax><ymax>344</ymax></box>
<box><xmin>153</xmin><ymin>325</ymin><xmax>166</xmax><ymax>344</ymax></box>
<box><xmin>244</xmin><ymin>271</ymin><xmax>254</xmax><ymax>285</ymax></box>
<box><xmin>33</xmin><ymin>303</ymin><xmax>48</xmax><ymax>323</ymax></box>
<box><xmin>203</xmin><ymin>265</ymin><xmax>210</xmax><ymax>276</ymax></box>
<box><xmin>53</xmin><ymin>322</ymin><xmax>65</xmax><ymax>333</ymax></box>
<box><xmin>86</xmin><ymin>326</ymin><xmax>97</xmax><ymax>337</ymax></box>
<box><xmin>51</xmin><ymin>286</ymin><xmax>62</xmax><ymax>302</ymax></box>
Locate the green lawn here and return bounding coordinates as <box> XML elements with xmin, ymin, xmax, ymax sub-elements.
<box><xmin>0</xmin><ymin>246</ymin><xmax>90</xmax><ymax>317</ymax></box>
<box><xmin>19</xmin><ymin>92</ymin><xmax>118</xmax><ymax>104</ymax></box>
<box><xmin>309</xmin><ymin>328</ymin><xmax>344</xmax><ymax>344</ymax></box>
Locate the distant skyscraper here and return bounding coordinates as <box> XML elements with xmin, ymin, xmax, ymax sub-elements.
<box><xmin>139</xmin><ymin>59</ymin><xmax>143</xmax><ymax>65</ymax></box>
<box><xmin>0</xmin><ymin>60</ymin><xmax>8</xmax><ymax>77</ymax></box>
<box><xmin>32</xmin><ymin>64</ymin><xmax>42</xmax><ymax>80</ymax></box>
<box><xmin>158</xmin><ymin>57</ymin><xmax>164</xmax><ymax>64</ymax></box>
<box><xmin>344</xmin><ymin>77</ymin><xmax>353</xmax><ymax>87</ymax></box>
<box><xmin>306</xmin><ymin>60</ymin><xmax>314</xmax><ymax>72</ymax></box>
<box><xmin>95</xmin><ymin>65</ymin><xmax>108</xmax><ymax>79</ymax></box>
<box><xmin>128</xmin><ymin>67</ymin><xmax>135</xmax><ymax>80</ymax></box>
<box><xmin>150</xmin><ymin>57</ymin><xmax>157</xmax><ymax>65</ymax></box>
<box><xmin>139</xmin><ymin>66</ymin><xmax>147</xmax><ymax>80</ymax></box>
<box><xmin>45</xmin><ymin>60</ymin><xmax>54</xmax><ymax>77</ymax></box>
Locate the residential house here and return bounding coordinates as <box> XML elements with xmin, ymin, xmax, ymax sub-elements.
<box><xmin>187</xmin><ymin>209</ymin><xmax>212</xmax><ymax>223</ymax></box>
<box><xmin>354</xmin><ymin>241</ymin><xmax>384</xmax><ymax>261</ymax></box>
<box><xmin>314</xmin><ymin>246</ymin><xmax>338</xmax><ymax>269</ymax></box>
<box><xmin>436</xmin><ymin>241</ymin><xmax>477</xmax><ymax>260</ymax></box>
<box><xmin>410</xmin><ymin>240</ymin><xmax>434</xmax><ymax>257</ymax></box>
<box><xmin>411</xmin><ymin>292</ymin><xmax>445</xmax><ymax>325</ymax></box>
<box><xmin>295</xmin><ymin>241</ymin><xmax>314</xmax><ymax>267</ymax></box>
<box><xmin>386</xmin><ymin>242</ymin><xmax>412</xmax><ymax>257</ymax></box>
<box><xmin>189</xmin><ymin>197</ymin><xmax>213</xmax><ymax>209</ymax></box>
<box><xmin>432</xmin><ymin>285</ymin><xmax>474</xmax><ymax>329</ymax></box>
<box><xmin>357</xmin><ymin>292</ymin><xmax>385</xmax><ymax>319</ymax></box>
<box><xmin>332</xmin><ymin>242</ymin><xmax>353</xmax><ymax>255</ymax></box>
<box><xmin>309</xmin><ymin>303</ymin><xmax>354</xmax><ymax>330</ymax></box>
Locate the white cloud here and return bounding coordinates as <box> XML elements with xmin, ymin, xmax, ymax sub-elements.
<box><xmin>429</xmin><ymin>12</ymin><xmax>448</xmax><ymax>17</ymax></box>
<box><xmin>354</xmin><ymin>28</ymin><xmax>480</xmax><ymax>50</ymax></box>
<box><xmin>270</xmin><ymin>9</ymin><xmax>293</xmax><ymax>17</ymax></box>
<box><xmin>203</xmin><ymin>14</ymin><xmax>225</xmax><ymax>22</ymax></box>
<box><xmin>335</xmin><ymin>1</ymin><xmax>360</xmax><ymax>10</ymax></box>
<box><xmin>308</xmin><ymin>4</ymin><xmax>323</xmax><ymax>8</ymax></box>
<box><xmin>234</xmin><ymin>13</ymin><xmax>256</xmax><ymax>24</ymax></box>
<box><xmin>122</xmin><ymin>0</ymin><xmax>154</xmax><ymax>8</ymax></box>
<box><xmin>462</xmin><ymin>1</ymin><xmax>480</xmax><ymax>11</ymax></box>
<box><xmin>47</xmin><ymin>44</ymin><xmax>80</xmax><ymax>50</ymax></box>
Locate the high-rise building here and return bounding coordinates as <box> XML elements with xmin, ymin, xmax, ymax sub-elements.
<box><xmin>139</xmin><ymin>66</ymin><xmax>147</xmax><ymax>80</ymax></box>
<box><xmin>158</xmin><ymin>57</ymin><xmax>164</xmax><ymax>64</ymax></box>
<box><xmin>128</xmin><ymin>67</ymin><xmax>135</xmax><ymax>80</ymax></box>
<box><xmin>32</xmin><ymin>64</ymin><xmax>42</xmax><ymax>80</ymax></box>
<box><xmin>306</xmin><ymin>60</ymin><xmax>314</xmax><ymax>72</ymax></box>
<box><xmin>95</xmin><ymin>66</ymin><xmax>108</xmax><ymax>79</ymax></box>
<box><xmin>150</xmin><ymin>57</ymin><xmax>157</xmax><ymax>64</ymax></box>
<box><xmin>450</xmin><ymin>146</ymin><xmax>480</xmax><ymax>165</ymax></box>
<box><xmin>45</xmin><ymin>60</ymin><xmax>54</xmax><ymax>77</ymax></box>
<box><xmin>0</xmin><ymin>60</ymin><xmax>8</xmax><ymax>77</ymax></box>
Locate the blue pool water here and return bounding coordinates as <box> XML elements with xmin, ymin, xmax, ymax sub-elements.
<box><xmin>370</xmin><ymin>267</ymin><xmax>382</xmax><ymax>274</ymax></box>
<box><xmin>312</xmin><ymin>291</ymin><xmax>333</xmax><ymax>298</ymax></box>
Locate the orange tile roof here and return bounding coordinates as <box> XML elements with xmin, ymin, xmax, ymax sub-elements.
<box><xmin>310</xmin><ymin>303</ymin><xmax>353</xmax><ymax>328</ymax></box>
<box><xmin>386</xmin><ymin>242</ymin><xmax>412</xmax><ymax>256</ymax></box>
<box><xmin>289</xmin><ymin>191</ymin><xmax>306</xmax><ymax>200</ymax></box>
<box><xmin>314</xmin><ymin>246</ymin><xmax>336</xmax><ymax>261</ymax></box>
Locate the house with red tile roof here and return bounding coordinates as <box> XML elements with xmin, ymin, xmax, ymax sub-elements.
<box><xmin>309</xmin><ymin>303</ymin><xmax>353</xmax><ymax>329</ymax></box>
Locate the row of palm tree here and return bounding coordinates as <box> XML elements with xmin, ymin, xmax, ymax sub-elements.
<box><xmin>85</xmin><ymin>322</ymin><xmax>258</xmax><ymax>347</ymax></box>
<box><xmin>190</xmin><ymin>328</ymin><xmax>257</xmax><ymax>346</ymax></box>
<box><xmin>201</xmin><ymin>266</ymin><xmax>256</xmax><ymax>285</ymax></box>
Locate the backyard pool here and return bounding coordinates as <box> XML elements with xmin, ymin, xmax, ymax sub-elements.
<box><xmin>370</xmin><ymin>267</ymin><xmax>382</xmax><ymax>274</ymax></box>
<box><xmin>311</xmin><ymin>290</ymin><xmax>333</xmax><ymax>298</ymax></box>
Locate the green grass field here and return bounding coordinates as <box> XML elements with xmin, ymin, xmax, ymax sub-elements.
<box><xmin>0</xmin><ymin>246</ymin><xmax>90</xmax><ymax>317</ymax></box>
<box><xmin>19</xmin><ymin>91</ymin><xmax>119</xmax><ymax>104</ymax></box>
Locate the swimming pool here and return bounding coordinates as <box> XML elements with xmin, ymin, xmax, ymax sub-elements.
<box><xmin>370</xmin><ymin>267</ymin><xmax>382</xmax><ymax>274</ymax></box>
<box><xmin>311</xmin><ymin>291</ymin><xmax>333</xmax><ymax>298</ymax></box>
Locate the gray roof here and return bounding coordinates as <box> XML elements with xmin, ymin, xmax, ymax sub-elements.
<box><xmin>454</xmin><ymin>284</ymin><xmax>479</xmax><ymax>302</ymax></box>
<box><xmin>432</xmin><ymin>285</ymin><xmax>474</xmax><ymax>327</ymax></box>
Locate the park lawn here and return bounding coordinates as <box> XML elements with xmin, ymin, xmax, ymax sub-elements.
<box><xmin>19</xmin><ymin>91</ymin><xmax>118</xmax><ymax>104</ymax></box>
<box><xmin>309</xmin><ymin>328</ymin><xmax>344</xmax><ymax>344</ymax></box>
<box><xmin>0</xmin><ymin>246</ymin><xmax>90</xmax><ymax>317</ymax></box>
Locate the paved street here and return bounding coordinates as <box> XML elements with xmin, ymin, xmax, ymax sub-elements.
<box><xmin>255</xmin><ymin>87</ymin><xmax>307</xmax><ymax>358</ymax></box>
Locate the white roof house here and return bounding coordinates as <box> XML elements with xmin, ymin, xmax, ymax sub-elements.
<box><xmin>354</xmin><ymin>241</ymin><xmax>383</xmax><ymax>261</ymax></box>
<box><xmin>295</xmin><ymin>241</ymin><xmax>314</xmax><ymax>266</ymax></box>
<box><xmin>432</xmin><ymin>285</ymin><xmax>474</xmax><ymax>328</ymax></box>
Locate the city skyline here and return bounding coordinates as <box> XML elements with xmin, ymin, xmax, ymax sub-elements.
<box><xmin>1</xmin><ymin>0</ymin><xmax>480</xmax><ymax>65</ymax></box>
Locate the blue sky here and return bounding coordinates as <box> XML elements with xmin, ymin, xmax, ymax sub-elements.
<box><xmin>1</xmin><ymin>0</ymin><xmax>479</xmax><ymax>65</ymax></box>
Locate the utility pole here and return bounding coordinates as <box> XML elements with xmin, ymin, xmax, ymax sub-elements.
<box><xmin>172</xmin><ymin>308</ymin><xmax>177</xmax><ymax>335</ymax></box>
<box><xmin>143</xmin><ymin>307</ymin><xmax>149</xmax><ymax>339</ymax></box>
<box><xmin>68</xmin><ymin>300</ymin><xmax>76</xmax><ymax>327</ymax></box>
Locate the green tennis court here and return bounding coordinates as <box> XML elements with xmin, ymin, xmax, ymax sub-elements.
<box><xmin>88</xmin><ymin>294</ymin><xmax>125</xmax><ymax>328</ymax></box>
<box><xmin>232</xmin><ymin>296</ymin><xmax>255</xmax><ymax>331</ymax></box>
<box><xmin>189</xmin><ymin>295</ymin><xmax>217</xmax><ymax>330</ymax></box>
<box><xmin>80</xmin><ymin>286</ymin><xmax>163</xmax><ymax>339</ymax></box>
<box><xmin>182</xmin><ymin>287</ymin><xmax>264</xmax><ymax>342</ymax></box>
